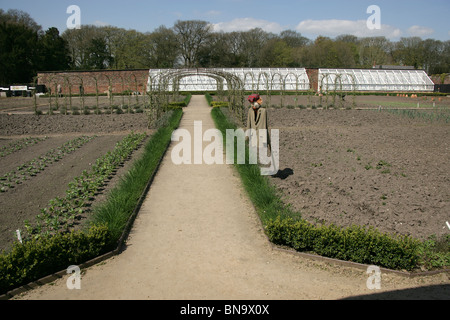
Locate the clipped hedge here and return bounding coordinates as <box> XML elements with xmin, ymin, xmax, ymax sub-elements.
<box><xmin>205</xmin><ymin>93</ymin><xmax>214</xmax><ymax>106</ymax></box>
<box><xmin>168</xmin><ymin>94</ymin><xmax>192</xmax><ymax>109</ymax></box>
<box><xmin>266</xmin><ymin>217</ymin><xmax>420</xmax><ymax>271</ymax></box>
<box><xmin>0</xmin><ymin>225</ymin><xmax>111</xmax><ymax>294</ymax></box>
<box><xmin>211</xmin><ymin>101</ymin><xmax>229</xmax><ymax>108</ymax></box>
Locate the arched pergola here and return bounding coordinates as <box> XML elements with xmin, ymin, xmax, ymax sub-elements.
<box><xmin>148</xmin><ymin>68</ymin><xmax>247</xmax><ymax>124</ymax></box>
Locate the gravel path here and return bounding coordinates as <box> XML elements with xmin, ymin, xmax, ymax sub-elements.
<box><xmin>15</xmin><ymin>96</ymin><xmax>449</xmax><ymax>301</ymax></box>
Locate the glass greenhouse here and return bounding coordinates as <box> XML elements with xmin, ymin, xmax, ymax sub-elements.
<box><xmin>147</xmin><ymin>68</ymin><xmax>311</xmax><ymax>92</ymax></box>
<box><xmin>147</xmin><ymin>68</ymin><xmax>435</xmax><ymax>93</ymax></box>
<box><xmin>318</xmin><ymin>69</ymin><xmax>435</xmax><ymax>92</ymax></box>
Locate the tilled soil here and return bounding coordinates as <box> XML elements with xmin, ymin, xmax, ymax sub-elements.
<box><xmin>0</xmin><ymin>110</ymin><xmax>152</xmax><ymax>253</ymax></box>
<box><xmin>0</xmin><ymin>134</ymin><xmax>135</xmax><ymax>252</ymax></box>
<box><xmin>267</xmin><ymin>107</ymin><xmax>450</xmax><ymax>240</ymax></box>
<box><xmin>0</xmin><ymin>113</ymin><xmax>148</xmax><ymax>136</ymax></box>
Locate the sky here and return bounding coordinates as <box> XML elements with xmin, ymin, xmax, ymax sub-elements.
<box><xmin>1</xmin><ymin>0</ymin><xmax>449</xmax><ymax>41</ymax></box>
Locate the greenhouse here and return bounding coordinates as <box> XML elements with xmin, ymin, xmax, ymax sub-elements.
<box><xmin>147</xmin><ymin>68</ymin><xmax>435</xmax><ymax>93</ymax></box>
<box><xmin>318</xmin><ymin>68</ymin><xmax>435</xmax><ymax>92</ymax></box>
<box><xmin>147</xmin><ymin>68</ymin><xmax>311</xmax><ymax>92</ymax></box>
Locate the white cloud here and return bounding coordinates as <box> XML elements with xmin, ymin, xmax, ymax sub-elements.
<box><xmin>407</xmin><ymin>25</ymin><xmax>434</xmax><ymax>37</ymax></box>
<box><xmin>296</xmin><ymin>19</ymin><xmax>402</xmax><ymax>39</ymax></box>
<box><xmin>212</xmin><ymin>18</ymin><xmax>284</xmax><ymax>33</ymax></box>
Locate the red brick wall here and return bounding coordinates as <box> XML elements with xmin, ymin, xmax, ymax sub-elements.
<box><xmin>306</xmin><ymin>68</ymin><xmax>319</xmax><ymax>91</ymax></box>
<box><xmin>37</xmin><ymin>69</ymin><xmax>149</xmax><ymax>95</ymax></box>
<box><xmin>430</xmin><ymin>74</ymin><xmax>450</xmax><ymax>85</ymax></box>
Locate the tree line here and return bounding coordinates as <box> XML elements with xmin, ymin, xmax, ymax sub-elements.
<box><xmin>1</xmin><ymin>9</ymin><xmax>449</xmax><ymax>85</ymax></box>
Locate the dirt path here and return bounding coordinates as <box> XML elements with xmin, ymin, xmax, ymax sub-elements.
<box><xmin>15</xmin><ymin>96</ymin><xmax>449</xmax><ymax>301</ymax></box>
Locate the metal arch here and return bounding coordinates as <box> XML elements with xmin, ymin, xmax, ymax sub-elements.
<box><xmin>151</xmin><ymin>68</ymin><xmax>245</xmax><ymax>103</ymax></box>
<box><xmin>150</xmin><ymin>68</ymin><xmax>245</xmax><ymax>92</ymax></box>
<box><xmin>148</xmin><ymin>68</ymin><xmax>249</xmax><ymax>125</ymax></box>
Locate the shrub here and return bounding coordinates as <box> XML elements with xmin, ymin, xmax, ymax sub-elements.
<box><xmin>417</xmin><ymin>235</ymin><xmax>450</xmax><ymax>270</ymax></box>
<box><xmin>0</xmin><ymin>225</ymin><xmax>111</xmax><ymax>295</ymax></box>
<box><xmin>265</xmin><ymin>217</ymin><xmax>421</xmax><ymax>271</ymax></box>
<box><xmin>211</xmin><ymin>101</ymin><xmax>229</xmax><ymax>108</ymax></box>
<box><xmin>168</xmin><ymin>94</ymin><xmax>192</xmax><ymax>109</ymax></box>
<box><xmin>205</xmin><ymin>93</ymin><xmax>214</xmax><ymax>106</ymax></box>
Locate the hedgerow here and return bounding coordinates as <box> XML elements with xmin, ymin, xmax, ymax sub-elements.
<box><xmin>266</xmin><ymin>217</ymin><xmax>420</xmax><ymax>271</ymax></box>
<box><xmin>0</xmin><ymin>224</ymin><xmax>111</xmax><ymax>294</ymax></box>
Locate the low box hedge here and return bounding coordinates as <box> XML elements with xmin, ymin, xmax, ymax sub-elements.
<box><xmin>266</xmin><ymin>217</ymin><xmax>420</xmax><ymax>271</ymax></box>
<box><xmin>0</xmin><ymin>225</ymin><xmax>111</xmax><ymax>294</ymax></box>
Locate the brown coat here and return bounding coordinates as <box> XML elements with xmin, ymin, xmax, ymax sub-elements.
<box><xmin>246</xmin><ymin>107</ymin><xmax>270</xmax><ymax>148</ymax></box>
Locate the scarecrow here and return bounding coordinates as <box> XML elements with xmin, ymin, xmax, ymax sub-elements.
<box><xmin>246</xmin><ymin>94</ymin><xmax>270</xmax><ymax>149</ymax></box>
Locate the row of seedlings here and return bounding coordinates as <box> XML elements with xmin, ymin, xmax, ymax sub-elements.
<box><xmin>0</xmin><ymin>136</ymin><xmax>97</xmax><ymax>192</ymax></box>
<box><xmin>0</xmin><ymin>137</ymin><xmax>49</xmax><ymax>158</ymax></box>
<box><xmin>23</xmin><ymin>132</ymin><xmax>148</xmax><ymax>240</ymax></box>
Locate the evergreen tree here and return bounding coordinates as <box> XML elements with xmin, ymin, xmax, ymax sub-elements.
<box><xmin>39</xmin><ymin>27</ymin><xmax>71</xmax><ymax>71</ymax></box>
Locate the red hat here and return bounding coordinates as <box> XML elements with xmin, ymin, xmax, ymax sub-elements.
<box><xmin>248</xmin><ymin>94</ymin><xmax>260</xmax><ymax>103</ymax></box>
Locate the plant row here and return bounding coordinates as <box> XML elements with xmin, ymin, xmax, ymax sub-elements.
<box><xmin>211</xmin><ymin>106</ymin><xmax>449</xmax><ymax>272</ymax></box>
<box><xmin>36</xmin><ymin>105</ymin><xmax>146</xmax><ymax>116</ymax></box>
<box><xmin>22</xmin><ymin>132</ymin><xmax>147</xmax><ymax>240</ymax></box>
<box><xmin>183</xmin><ymin>91</ymin><xmax>449</xmax><ymax>98</ymax></box>
<box><xmin>0</xmin><ymin>136</ymin><xmax>97</xmax><ymax>193</ymax></box>
<box><xmin>0</xmin><ymin>110</ymin><xmax>183</xmax><ymax>296</ymax></box>
<box><xmin>383</xmin><ymin>108</ymin><xmax>450</xmax><ymax>123</ymax></box>
<box><xmin>0</xmin><ymin>136</ymin><xmax>49</xmax><ymax>158</ymax></box>
<box><xmin>92</xmin><ymin>109</ymin><xmax>183</xmax><ymax>243</ymax></box>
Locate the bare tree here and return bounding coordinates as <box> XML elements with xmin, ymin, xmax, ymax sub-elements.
<box><xmin>173</xmin><ymin>20</ymin><xmax>212</xmax><ymax>68</ymax></box>
<box><xmin>148</xmin><ymin>26</ymin><xmax>180</xmax><ymax>68</ymax></box>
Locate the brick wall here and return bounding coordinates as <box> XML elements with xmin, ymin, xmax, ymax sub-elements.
<box><xmin>305</xmin><ymin>68</ymin><xmax>319</xmax><ymax>91</ymax></box>
<box><xmin>430</xmin><ymin>74</ymin><xmax>450</xmax><ymax>85</ymax></box>
<box><xmin>37</xmin><ymin>69</ymin><xmax>150</xmax><ymax>95</ymax></box>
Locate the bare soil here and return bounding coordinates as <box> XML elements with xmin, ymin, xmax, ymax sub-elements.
<box><xmin>267</xmin><ymin>106</ymin><xmax>450</xmax><ymax>240</ymax></box>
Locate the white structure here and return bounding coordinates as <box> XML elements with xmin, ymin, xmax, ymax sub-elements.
<box><xmin>319</xmin><ymin>69</ymin><xmax>435</xmax><ymax>92</ymax></box>
<box><xmin>147</xmin><ymin>68</ymin><xmax>311</xmax><ymax>92</ymax></box>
